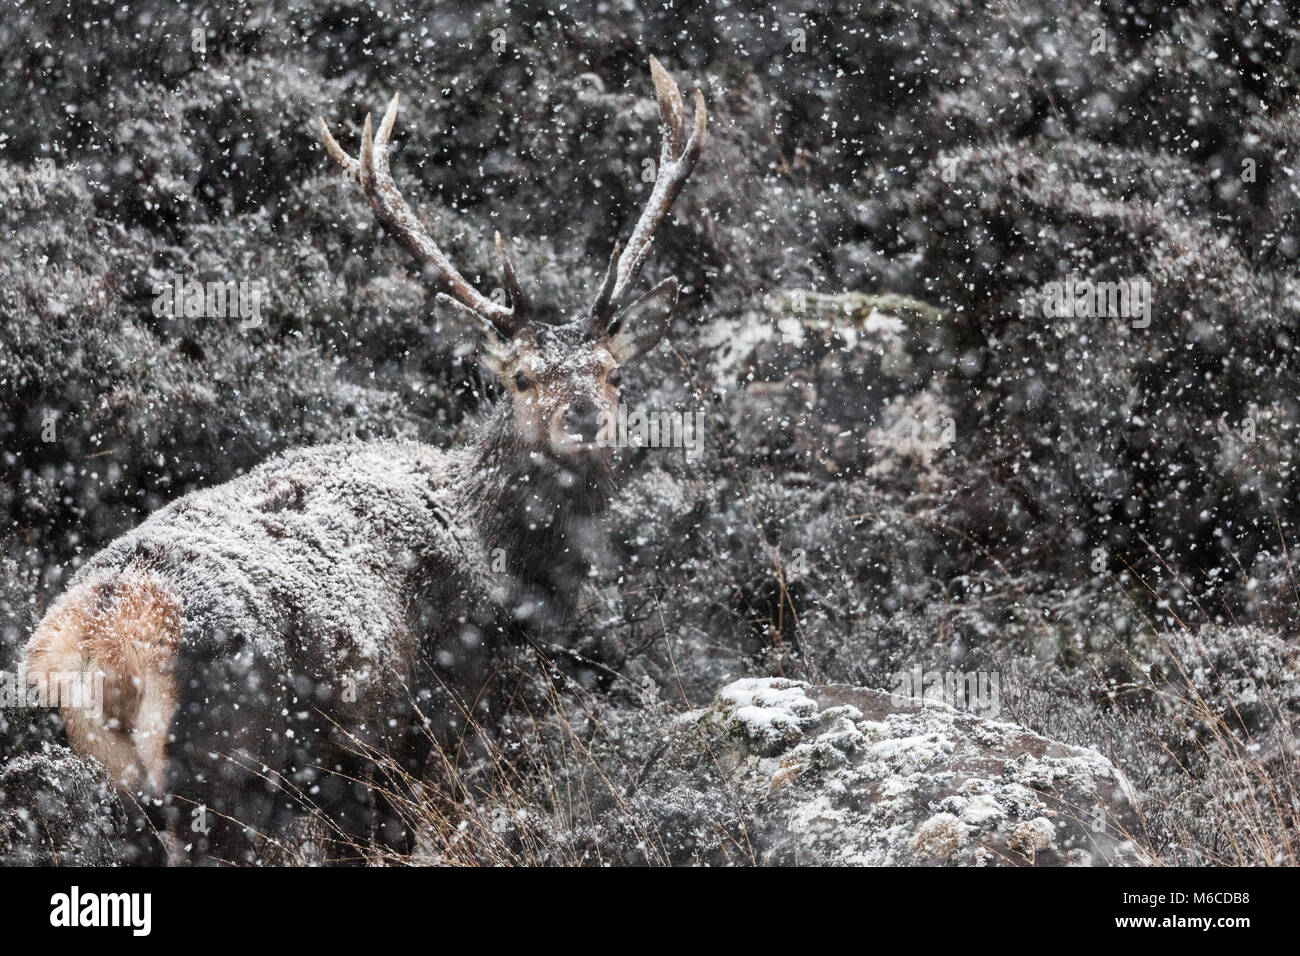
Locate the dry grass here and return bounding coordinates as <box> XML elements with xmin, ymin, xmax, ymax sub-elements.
<box><xmin>1112</xmin><ymin>631</ymin><xmax>1300</xmax><ymax>865</ymax></box>
<box><xmin>1012</xmin><ymin>546</ymin><xmax>1300</xmax><ymax>866</ymax></box>
<box><xmin>1115</xmin><ymin>542</ymin><xmax>1300</xmax><ymax>865</ymax></box>
<box><xmin>173</xmin><ymin>513</ymin><xmax>1300</xmax><ymax>867</ymax></box>
<box><xmin>211</xmin><ymin>643</ymin><xmax>678</xmax><ymax>867</ymax></box>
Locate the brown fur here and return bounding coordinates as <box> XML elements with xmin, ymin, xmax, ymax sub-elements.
<box><xmin>24</xmin><ymin>568</ymin><xmax>181</xmax><ymax>795</ymax></box>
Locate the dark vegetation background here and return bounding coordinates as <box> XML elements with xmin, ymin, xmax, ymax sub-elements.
<box><xmin>2</xmin><ymin>0</ymin><xmax>1299</xmax><ymax>863</ymax></box>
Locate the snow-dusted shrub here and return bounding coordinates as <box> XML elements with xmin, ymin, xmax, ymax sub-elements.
<box><xmin>894</xmin><ymin>137</ymin><xmax>1300</xmax><ymax>623</ymax></box>
<box><xmin>0</xmin><ymin>746</ymin><xmax>129</xmax><ymax>866</ymax></box>
<box><xmin>2</xmin><ymin>0</ymin><xmax>1297</xmax><ymax>865</ymax></box>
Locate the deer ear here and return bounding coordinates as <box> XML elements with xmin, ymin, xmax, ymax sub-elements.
<box><xmin>479</xmin><ymin>342</ymin><xmax>507</xmax><ymax>377</ymax></box>
<box><xmin>438</xmin><ymin>292</ymin><xmax>511</xmax><ymax>374</ymax></box>
<box><xmin>608</xmin><ymin>277</ymin><xmax>678</xmax><ymax>362</ymax></box>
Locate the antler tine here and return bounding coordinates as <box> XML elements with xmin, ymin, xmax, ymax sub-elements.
<box><xmin>590</xmin><ymin>241</ymin><xmax>621</xmax><ymax>329</ymax></box>
<box><xmin>591</xmin><ymin>57</ymin><xmax>707</xmax><ymax>330</ymax></box>
<box><xmin>376</xmin><ymin>92</ymin><xmax>399</xmax><ymax>150</ymax></box>
<box><xmin>319</xmin><ymin>93</ymin><xmax>522</xmax><ymax>339</ymax></box>
<box><xmin>494</xmin><ymin>231</ymin><xmax>528</xmax><ymax>314</ymax></box>
<box><xmin>318</xmin><ymin>118</ymin><xmax>360</xmax><ymax>178</ymax></box>
<box><xmin>651</xmin><ymin>56</ymin><xmax>688</xmax><ymax>156</ymax></box>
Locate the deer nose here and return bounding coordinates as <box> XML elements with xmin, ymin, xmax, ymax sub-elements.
<box><xmin>564</xmin><ymin>399</ymin><xmax>602</xmax><ymax>443</ymax></box>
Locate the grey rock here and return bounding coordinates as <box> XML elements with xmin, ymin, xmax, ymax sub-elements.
<box><xmin>637</xmin><ymin>677</ymin><xmax>1145</xmax><ymax>866</ymax></box>
<box><xmin>0</xmin><ymin>745</ymin><xmax>126</xmax><ymax>866</ymax></box>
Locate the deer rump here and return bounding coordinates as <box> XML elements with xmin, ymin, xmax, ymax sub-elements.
<box><xmin>25</xmin><ymin>441</ymin><xmax>496</xmax><ymax>862</ymax></box>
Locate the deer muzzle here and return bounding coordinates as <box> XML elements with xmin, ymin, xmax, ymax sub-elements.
<box><xmin>562</xmin><ymin>398</ymin><xmax>603</xmax><ymax>445</ymax></box>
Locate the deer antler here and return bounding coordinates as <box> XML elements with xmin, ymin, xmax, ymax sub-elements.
<box><xmin>591</xmin><ymin>57</ymin><xmax>707</xmax><ymax>331</ymax></box>
<box><xmin>319</xmin><ymin>94</ymin><xmax>525</xmax><ymax>338</ymax></box>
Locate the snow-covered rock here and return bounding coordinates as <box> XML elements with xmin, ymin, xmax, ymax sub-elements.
<box><xmin>0</xmin><ymin>746</ymin><xmax>127</xmax><ymax>866</ymax></box>
<box><xmin>636</xmin><ymin>677</ymin><xmax>1145</xmax><ymax>866</ymax></box>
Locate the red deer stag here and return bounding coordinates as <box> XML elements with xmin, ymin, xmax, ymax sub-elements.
<box><xmin>23</xmin><ymin>57</ymin><xmax>706</xmax><ymax>863</ymax></box>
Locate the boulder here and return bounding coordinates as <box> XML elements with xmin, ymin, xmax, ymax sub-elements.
<box><xmin>638</xmin><ymin>677</ymin><xmax>1146</xmax><ymax>866</ymax></box>
<box><xmin>0</xmin><ymin>746</ymin><xmax>127</xmax><ymax>866</ymax></box>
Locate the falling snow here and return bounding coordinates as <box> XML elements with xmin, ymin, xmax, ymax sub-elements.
<box><xmin>1</xmin><ymin>0</ymin><xmax>1299</xmax><ymax>868</ymax></box>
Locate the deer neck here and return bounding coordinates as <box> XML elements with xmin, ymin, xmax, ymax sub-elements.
<box><xmin>453</xmin><ymin>403</ymin><xmax>613</xmax><ymax>623</ymax></box>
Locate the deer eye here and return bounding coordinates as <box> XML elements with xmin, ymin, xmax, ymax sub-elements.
<box><xmin>607</xmin><ymin>368</ymin><xmax>622</xmax><ymax>388</ymax></box>
<box><xmin>513</xmin><ymin>371</ymin><xmax>533</xmax><ymax>391</ymax></box>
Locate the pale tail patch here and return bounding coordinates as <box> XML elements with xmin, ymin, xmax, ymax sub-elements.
<box><xmin>24</xmin><ymin>568</ymin><xmax>181</xmax><ymax>795</ymax></box>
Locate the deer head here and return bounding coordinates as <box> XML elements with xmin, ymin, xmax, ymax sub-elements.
<box><xmin>319</xmin><ymin>58</ymin><xmax>706</xmax><ymax>477</ymax></box>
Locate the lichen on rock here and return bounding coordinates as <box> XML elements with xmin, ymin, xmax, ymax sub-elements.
<box><xmin>637</xmin><ymin>677</ymin><xmax>1147</xmax><ymax>866</ymax></box>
